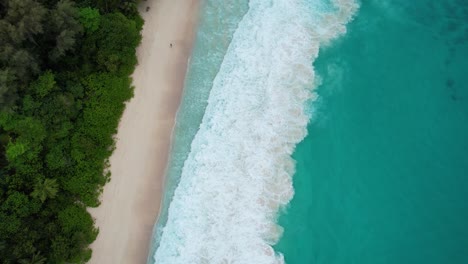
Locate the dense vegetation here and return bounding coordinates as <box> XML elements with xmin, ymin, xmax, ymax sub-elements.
<box><xmin>0</xmin><ymin>0</ymin><xmax>143</xmax><ymax>262</ymax></box>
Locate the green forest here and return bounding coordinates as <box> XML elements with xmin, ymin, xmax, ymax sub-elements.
<box><xmin>0</xmin><ymin>0</ymin><xmax>143</xmax><ymax>262</ymax></box>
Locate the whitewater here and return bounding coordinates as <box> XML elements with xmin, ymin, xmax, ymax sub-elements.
<box><xmin>153</xmin><ymin>0</ymin><xmax>358</xmax><ymax>263</ymax></box>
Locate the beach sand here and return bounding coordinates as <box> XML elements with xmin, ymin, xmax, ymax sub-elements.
<box><xmin>87</xmin><ymin>1</ymin><xmax>200</xmax><ymax>263</ymax></box>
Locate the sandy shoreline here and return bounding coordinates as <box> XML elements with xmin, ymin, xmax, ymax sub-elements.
<box><xmin>88</xmin><ymin>1</ymin><xmax>200</xmax><ymax>263</ymax></box>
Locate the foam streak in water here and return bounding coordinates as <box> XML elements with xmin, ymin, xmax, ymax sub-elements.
<box><xmin>154</xmin><ymin>0</ymin><xmax>358</xmax><ymax>263</ymax></box>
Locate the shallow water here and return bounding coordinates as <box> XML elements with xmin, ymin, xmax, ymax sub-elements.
<box><xmin>146</xmin><ymin>1</ymin><xmax>249</xmax><ymax>262</ymax></box>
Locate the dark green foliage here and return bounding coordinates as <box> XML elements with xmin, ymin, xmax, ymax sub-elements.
<box><xmin>79</xmin><ymin>7</ymin><xmax>100</xmax><ymax>33</ymax></box>
<box><xmin>0</xmin><ymin>0</ymin><xmax>82</xmax><ymax>108</ymax></box>
<box><xmin>119</xmin><ymin>0</ymin><xmax>139</xmax><ymax>18</ymax></box>
<box><xmin>1</xmin><ymin>0</ymin><xmax>47</xmax><ymax>43</ymax></box>
<box><xmin>30</xmin><ymin>71</ymin><xmax>56</xmax><ymax>98</ymax></box>
<box><xmin>72</xmin><ymin>0</ymin><xmax>140</xmax><ymax>17</ymax></box>
<box><xmin>0</xmin><ymin>0</ymin><xmax>46</xmax><ymax>107</ymax></box>
<box><xmin>0</xmin><ymin>0</ymin><xmax>143</xmax><ymax>262</ymax></box>
<box><xmin>31</xmin><ymin>178</ymin><xmax>59</xmax><ymax>203</ymax></box>
<box><xmin>65</xmin><ymin>74</ymin><xmax>133</xmax><ymax>206</ymax></box>
<box><xmin>47</xmin><ymin>0</ymin><xmax>83</xmax><ymax>61</ymax></box>
<box><xmin>95</xmin><ymin>0</ymin><xmax>121</xmax><ymax>13</ymax></box>
<box><xmin>48</xmin><ymin>205</ymin><xmax>97</xmax><ymax>262</ymax></box>
<box><xmin>18</xmin><ymin>251</ymin><xmax>47</xmax><ymax>264</ymax></box>
<box><xmin>86</xmin><ymin>12</ymin><xmax>141</xmax><ymax>75</ymax></box>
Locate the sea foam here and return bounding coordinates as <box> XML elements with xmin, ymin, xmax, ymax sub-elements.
<box><xmin>154</xmin><ymin>0</ymin><xmax>358</xmax><ymax>263</ymax></box>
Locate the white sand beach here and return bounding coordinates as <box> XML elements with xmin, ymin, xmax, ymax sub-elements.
<box><xmin>88</xmin><ymin>1</ymin><xmax>200</xmax><ymax>263</ymax></box>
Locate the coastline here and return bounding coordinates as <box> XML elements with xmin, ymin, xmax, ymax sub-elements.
<box><xmin>88</xmin><ymin>1</ymin><xmax>200</xmax><ymax>263</ymax></box>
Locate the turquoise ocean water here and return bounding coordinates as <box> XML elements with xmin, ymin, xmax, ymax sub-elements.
<box><xmin>276</xmin><ymin>1</ymin><xmax>468</xmax><ymax>263</ymax></box>
<box><xmin>148</xmin><ymin>0</ymin><xmax>468</xmax><ymax>263</ymax></box>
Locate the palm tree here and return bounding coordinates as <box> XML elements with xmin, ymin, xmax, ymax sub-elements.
<box><xmin>31</xmin><ymin>178</ymin><xmax>59</xmax><ymax>203</ymax></box>
<box><xmin>18</xmin><ymin>251</ymin><xmax>46</xmax><ymax>264</ymax></box>
<box><xmin>0</xmin><ymin>240</ymin><xmax>6</xmax><ymax>251</ymax></box>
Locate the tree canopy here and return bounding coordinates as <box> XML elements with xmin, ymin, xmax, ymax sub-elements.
<box><xmin>0</xmin><ymin>0</ymin><xmax>143</xmax><ymax>262</ymax></box>
<box><xmin>0</xmin><ymin>0</ymin><xmax>85</xmax><ymax>108</ymax></box>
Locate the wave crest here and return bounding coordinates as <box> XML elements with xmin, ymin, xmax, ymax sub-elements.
<box><xmin>154</xmin><ymin>1</ymin><xmax>358</xmax><ymax>263</ymax></box>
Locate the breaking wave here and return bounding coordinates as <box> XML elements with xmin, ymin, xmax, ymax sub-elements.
<box><xmin>154</xmin><ymin>0</ymin><xmax>358</xmax><ymax>263</ymax></box>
